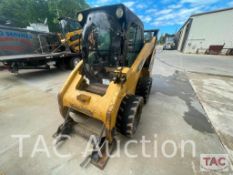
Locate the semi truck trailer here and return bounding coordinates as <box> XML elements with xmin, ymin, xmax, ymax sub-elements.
<box><xmin>0</xmin><ymin>25</ymin><xmax>81</xmax><ymax>72</ymax></box>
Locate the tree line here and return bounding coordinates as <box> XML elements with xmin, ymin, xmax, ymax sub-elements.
<box><xmin>0</xmin><ymin>0</ymin><xmax>89</xmax><ymax>32</ymax></box>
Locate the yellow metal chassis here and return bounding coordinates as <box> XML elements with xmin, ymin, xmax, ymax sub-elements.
<box><xmin>58</xmin><ymin>37</ymin><xmax>157</xmax><ymax>141</ymax></box>
<box><xmin>65</xmin><ymin>29</ymin><xmax>82</xmax><ymax>53</ymax></box>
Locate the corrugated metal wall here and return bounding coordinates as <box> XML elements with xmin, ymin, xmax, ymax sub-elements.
<box><xmin>178</xmin><ymin>9</ymin><xmax>233</xmax><ymax>54</ymax></box>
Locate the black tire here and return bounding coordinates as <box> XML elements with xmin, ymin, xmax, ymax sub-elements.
<box><xmin>116</xmin><ymin>95</ymin><xmax>144</xmax><ymax>137</ymax></box>
<box><xmin>136</xmin><ymin>77</ymin><xmax>152</xmax><ymax>104</ymax></box>
<box><xmin>69</xmin><ymin>57</ymin><xmax>80</xmax><ymax>69</ymax></box>
<box><xmin>55</xmin><ymin>60</ymin><xmax>66</xmax><ymax>70</ymax></box>
<box><xmin>10</xmin><ymin>62</ymin><xmax>19</xmax><ymax>73</ymax></box>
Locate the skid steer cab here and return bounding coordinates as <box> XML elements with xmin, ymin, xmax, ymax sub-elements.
<box><xmin>54</xmin><ymin>4</ymin><xmax>158</xmax><ymax>169</ymax></box>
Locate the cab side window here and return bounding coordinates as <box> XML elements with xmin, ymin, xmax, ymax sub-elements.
<box><xmin>126</xmin><ymin>24</ymin><xmax>143</xmax><ymax>66</ymax></box>
<box><xmin>135</xmin><ymin>26</ymin><xmax>143</xmax><ymax>52</ymax></box>
<box><xmin>127</xmin><ymin>24</ymin><xmax>137</xmax><ymax>52</ymax></box>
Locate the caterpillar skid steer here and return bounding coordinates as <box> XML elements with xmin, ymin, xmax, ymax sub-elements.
<box><xmin>58</xmin><ymin>17</ymin><xmax>82</xmax><ymax>69</ymax></box>
<box><xmin>54</xmin><ymin>4</ymin><xmax>158</xmax><ymax>169</ymax></box>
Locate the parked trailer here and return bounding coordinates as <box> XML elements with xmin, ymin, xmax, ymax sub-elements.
<box><xmin>0</xmin><ymin>25</ymin><xmax>80</xmax><ymax>72</ymax></box>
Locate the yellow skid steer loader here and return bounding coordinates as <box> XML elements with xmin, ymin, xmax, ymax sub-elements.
<box><xmin>54</xmin><ymin>4</ymin><xmax>158</xmax><ymax>169</ymax></box>
<box><xmin>59</xmin><ymin>17</ymin><xmax>82</xmax><ymax>69</ymax></box>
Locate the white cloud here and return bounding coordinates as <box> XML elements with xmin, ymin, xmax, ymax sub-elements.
<box><xmin>150</xmin><ymin>0</ymin><xmax>222</xmax><ymax>27</ymax></box>
<box><xmin>123</xmin><ymin>1</ymin><xmax>135</xmax><ymax>8</ymax></box>
<box><xmin>228</xmin><ymin>1</ymin><xmax>233</xmax><ymax>6</ymax></box>
<box><xmin>144</xmin><ymin>16</ymin><xmax>152</xmax><ymax>23</ymax></box>
<box><xmin>136</xmin><ymin>4</ymin><xmax>145</xmax><ymax>9</ymax></box>
<box><xmin>168</xmin><ymin>4</ymin><xmax>183</xmax><ymax>9</ymax></box>
<box><xmin>151</xmin><ymin>6</ymin><xmax>202</xmax><ymax>27</ymax></box>
<box><xmin>147</xmin><ymin>9</ymin><xmax>158</xmax><ymax>14</ymax></box>
<box><xmin>87</xmin><ymin>0</ymin><xmax>227</xmax><ymax>32</ymax></box>
<box><xmin>156</xmin><ymin>9</ymin><xmax>173</xmax><ymax>15</ymax></box>
<box><xmin>138</xmin><ymin>15</ymin><xmax>152</xmax><ymax>23</ymax></box>
<box><xmin>180</xmin><ymin>0</ymin><xmax>219</xmax><ymax>5</ymax></box>
<box><xmin>138</xmin><ymin>15</ymin><xmax>143</xmax><ymax>19</ymax></box>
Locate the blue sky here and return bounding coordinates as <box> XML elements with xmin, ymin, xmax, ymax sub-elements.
<box><xmin>86</xmin><ymin>0</ymin><xmax>233</xmax><ymax>35</ymax></box>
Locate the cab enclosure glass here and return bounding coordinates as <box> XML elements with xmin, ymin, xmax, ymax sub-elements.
<box><xmin>77</xmin><ymin>4</ymin><xmax>144</xmax><ymax>82</ymax></box>
<box><xmin>59</xmin><ymin>17</ymin><xmax>82</xmax><ymax>35</ymax></box>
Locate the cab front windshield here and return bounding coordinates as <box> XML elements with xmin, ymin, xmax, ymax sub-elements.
<box><xmin>82</xmin><ymin>11</ymin><xmax>121</xmax><ymax>67</ymax></box>
<box><xmin>59</xmin><ymin>19</ymin><xmax>81</xmax><ymax>35</ymax></box>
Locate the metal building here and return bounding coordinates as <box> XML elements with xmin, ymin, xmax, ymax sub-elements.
<box><xmin>177</xmin><ymin>7</ymin><xmax>233</xmax><ymax>55</ymax></box>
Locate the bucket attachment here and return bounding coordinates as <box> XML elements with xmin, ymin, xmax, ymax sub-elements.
<box><xmin>53</xmin><ymin>109</ymin><xmax>116</xmax><ymax>169</ymax></box>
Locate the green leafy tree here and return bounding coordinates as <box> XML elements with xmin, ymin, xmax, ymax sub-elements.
<box><xmin>48</xmin><ymin>0</ymin><xmax>89</xmax><ymax>31</ymax></box>
<box><xmin>0</xmin><ymin>0</ymin><xmax>89</xmax><ymax>31</ymax></box>
<box><xmin>0</xmin><ymin>0</ymin><xmax>33</xmax><ymax>27</ymax></box>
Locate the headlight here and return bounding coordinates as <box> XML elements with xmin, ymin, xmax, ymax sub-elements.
<box><xmin>77</xmin><ymin>13</ymin><xmax>83</xmax><ymax>22</ymax></box>
<box><xmin>116</xmin><ymin>7</ymin><xmax>124</xmax><ymax>18</ymax></box>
